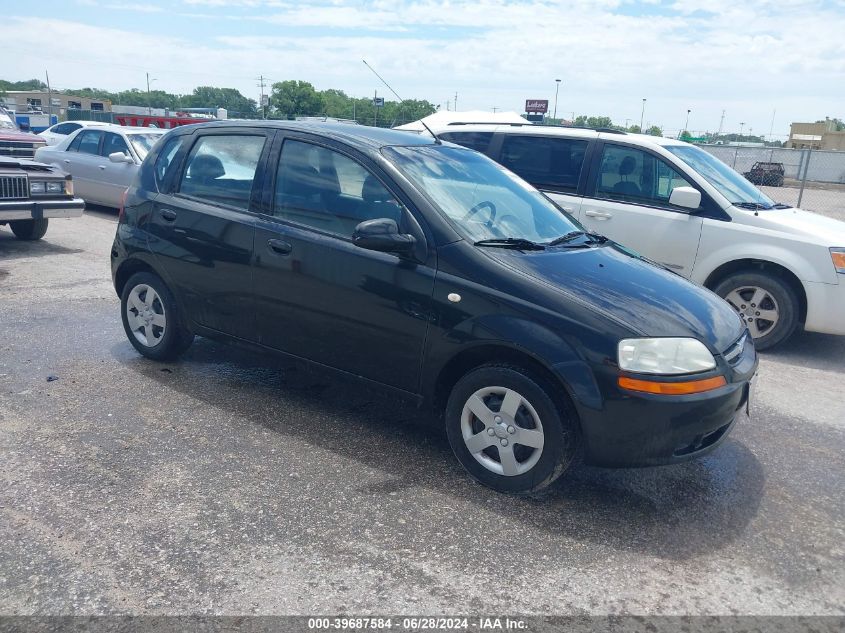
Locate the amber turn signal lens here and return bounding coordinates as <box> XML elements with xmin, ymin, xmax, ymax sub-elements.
<box><xmin>831</xmin><ymin>250</ymin><xmax>845</xmax><ymax>272</ymax></box>
<box><xmin>618</xmin><ymin>375</ymin><xmax>727</xmax><ymax>395</ymax></box>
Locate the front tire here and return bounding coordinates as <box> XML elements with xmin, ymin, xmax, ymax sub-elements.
<box><xmin>121</xmin><ymin>272</ymin><xmax>193</xmax><ymax>360</ymax></box>
<box><xmin>445</xmin><ymin>365</ymin><xmax>578</xmax><ymax>495</ymax></box>
<box><xmin>10</xmin><ymin>218</ymin><xmax>48</xmax><ymax>240</ymax></box>
<box><xmin>714</xmin><ymin>271</ymin><xmax>800</xmax><ymax>350</ymax></box>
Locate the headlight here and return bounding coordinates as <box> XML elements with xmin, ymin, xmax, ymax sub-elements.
<box><xmin>618</xmin><ymin>337</ymin><xmax>716</xmax><ymax>375</ymax></box>
<box><xmin>46</xmin><ymin>181</ymin><xmax>64</xmax><ymax>193</ymax></box>
<box><xmin>831</xmin><ymin>248</ymin><xmax>845</xmax><ymax>274</ymax></box>
<box><xmin>30</xmin><ymin>181</ymin><xmax>46</xmax><ymax>194</ymax></box>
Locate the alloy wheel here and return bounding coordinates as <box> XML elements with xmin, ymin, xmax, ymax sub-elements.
<box><xmin>724</xmin><ymin>285</ymin><xmax>780</xmax><ymax>339</ymax></box>
<box><xmin>126</xmin><ymin>284</ymin><xmax>167</xmax><ymax>347</ymax></box>
<box><xmin>460</xmin><ymin>386</ymin><xmax>545</xmax><ymax>476</ymax></box>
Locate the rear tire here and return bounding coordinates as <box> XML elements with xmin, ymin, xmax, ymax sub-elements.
<box><xmin>714</xmin><ymin>271</ymin><xmax>800</xmax><ymax>350</ymax></box>
<box><xmin>121</xmin><ymin>272</ymin><xmax>193</xmax><ymax>360</ymax></box>
<box><xmin>445</xmin><ymin>364</ymin><xmax>578</xmax><ymax>495</ymax></box>
<box><xmin>10</xmin><ymin>218</ymin><xmax>49</xmax><ymax>240</ymax></box>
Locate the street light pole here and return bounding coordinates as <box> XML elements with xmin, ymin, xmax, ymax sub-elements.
<box><xmin>553</xmin><ymin>79</ymin><xmax>561</xmax><ymax>120</ymax></box>
<box><xmin>640</xmin><ymin>98</ymin><xmax>647</xmax><ymax>132</ymax></box>
<box><xmin>146</xmin><ymin>72</ymin><xmax>157</xmax><ymax>116</ymax></box>
<box><xmin>685</xmin><ymin>109</ymin><xmax>691</xmax><ymax>133</ymax></box>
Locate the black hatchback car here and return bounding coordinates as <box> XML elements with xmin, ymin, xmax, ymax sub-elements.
<box><xmin>111</xmin><ymin>121</ymin><xmax>757</xmax><ymax>494</ymax></box>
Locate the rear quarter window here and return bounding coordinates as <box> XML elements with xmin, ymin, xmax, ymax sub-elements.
<box><xmin>438</xmin><ymin>131</ymin><xmax>495</xmax><ymax>153</ymax></box>
<box><xmin>153</xmin><ymin>136</ymin><xmax>182</xmax><ymax>191</ymax></box>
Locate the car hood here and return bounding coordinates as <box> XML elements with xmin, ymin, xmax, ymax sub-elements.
<box><xmin>487</xmin><ymin>243</ymin><xmax>745</xmax><ymax>353</ymax></box>
<box><xmin>736</xmin><ymin>206</ymin><xmax>845</xmax><ymax>245</ymax></box>
<box><xmin>0</xmin><ymin>130</ymin><xmax>44</xmax><ymax>143</ymax></box>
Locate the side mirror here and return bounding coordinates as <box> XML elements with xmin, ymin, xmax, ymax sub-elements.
<box><xmin>669</xmin><ymin>186</ymin><xmax>701</xmax><ymax>210</ymax></box>
<box><xmin>109</xmin><ymin>152</ymin><xmax>133</xmax><ymax>164</ymax></box>
<box><xmin>353</xmin><ymin>218</ymin><xmax>415</xmax><ymax>254</ymax></box>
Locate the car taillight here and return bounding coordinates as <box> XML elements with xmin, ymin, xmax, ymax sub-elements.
<box><xmin>118</xmin><ymin>188</ymin><xmax>128</xmax><ymax>222</ymax></box>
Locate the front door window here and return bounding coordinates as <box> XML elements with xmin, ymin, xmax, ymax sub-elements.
<box><xmin>595</xmin><ymin>145</ymin><xmax>696</xmax><ymax>209</ymax></box>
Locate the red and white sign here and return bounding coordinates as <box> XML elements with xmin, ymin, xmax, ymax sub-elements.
<box><xmin>525</xmin><ymin>99</ymin><xmax>549</xmax><ymax>114</ymax></box>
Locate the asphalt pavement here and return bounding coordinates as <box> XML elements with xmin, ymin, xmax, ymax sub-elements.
<box><xmin>0</xmin><ymin>210</ymin><xmax>843</xmax><ymax>616</ymax></box>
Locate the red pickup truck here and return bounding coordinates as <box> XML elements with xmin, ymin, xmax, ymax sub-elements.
<box><xmin>0</xmin><ymin>107</ymin><xmax>47</xmax><ymax>159</ymax></box>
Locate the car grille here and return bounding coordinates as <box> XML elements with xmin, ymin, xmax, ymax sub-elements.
<box><xmin>0</xmin><ymin>141</ymin><xmax>40</xmax><ymax>159</ymax></box>
<box><xmin>0</xmin><ymin>175</ymin><xmax>28</xmax><ymax>200</ymax></box>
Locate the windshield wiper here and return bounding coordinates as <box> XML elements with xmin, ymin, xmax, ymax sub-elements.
<box><xmin>732</xmin><ymin>201</ymin><xmax>773</xmax><ymax>210</ymax></box>
<box><xmin>474</xmin><ymin>238</ymin><xmax>546</xmax><ymax>251</ymax></box>
<box><xmin>547</xmin><ymin>231</ymin><xmax>609</xmax><ymax>247</ymax></box>
<box><xmin>772</xmin><ymin>203</ymin><xmax>792</xmax><ymax>209</ymax></box>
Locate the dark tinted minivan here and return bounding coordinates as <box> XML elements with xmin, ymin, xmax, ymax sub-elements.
<box><xmin>111</xmin><ymin>121</ymin><xmax>757</xmax><ymax>494</ymax></box>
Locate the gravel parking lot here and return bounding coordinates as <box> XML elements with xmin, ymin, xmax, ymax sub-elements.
<box><xmin>1</xmin><ymin>209</ymin><xmax>843</xmax><ymax>616</ymax></box>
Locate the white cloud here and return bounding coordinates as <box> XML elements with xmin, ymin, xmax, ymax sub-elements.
<box><xmin>4</xmin><ymin>1</ymin><xmax>844</xmax><ymax>136</ymax></box>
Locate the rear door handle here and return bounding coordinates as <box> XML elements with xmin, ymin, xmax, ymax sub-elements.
<box><xmin>63</xmin><ymin>159</ymin><xmax>70</xmax><ymax>164</ymax></box>
<box><xmin>585</xmin><ymin>210</ymin><xmax>613</xmax><ymax>219</ymax></box>
<box><xmin>268</xmin><ymin>238</ymin><xmax>292</xmax><ymax>255</ymax></box>
<box><xmin>160</xmin><ymin>208</ymin><xmax>177</xmax><ymax>222</ymax></box>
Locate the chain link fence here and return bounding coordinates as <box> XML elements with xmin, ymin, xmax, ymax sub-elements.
<box><xmin>697</xmin><ymin>144</ymin><xmax>845</xmax><ymax>222</ymax></box>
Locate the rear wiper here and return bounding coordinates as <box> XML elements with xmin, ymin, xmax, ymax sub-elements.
<box><xmin>474</xmin><ymin>238</ymin><xmax>546</xmax><ymax>251</ymax></box>
<box><xmin>733</xmin><ymin>201</ymin><xmax>773</xmax><ymax>210</ymax></box>
<box><xmin>547</xmin><ymin>231</ymin><xmax>609</xmax><ymax>247</ymax></box>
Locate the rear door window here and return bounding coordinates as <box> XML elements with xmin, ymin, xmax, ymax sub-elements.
<box><xmin>178</xmin><ymin>134</ymin><xmax>266</xmax><ymax>210</ymax></box>
<box><xmin>499</xmin><ymin>135</ymin><xmax>588</xmax><ymax>193</ymax></box>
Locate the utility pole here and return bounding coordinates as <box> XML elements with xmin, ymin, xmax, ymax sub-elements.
<box><xmin>256</xmin><ymin>75</ymin><xmax>267</xmax><ymax>119</ymax></box>
<box><xmin>718</xmin><ymin>109</ymin><xmax>726</xmax><ymax>136</ymax></box>
<box><xmin>45</xmin><ymin>70</ymin><xmax>53</xmax><ymax>122</ymax></box>
<box><xmin>454</xmin><ymin>92</ymin><xmax>458</xmax><ymax>112</ymax></box>
<box><xmin>640</xmin><ymin>98</ymin><xmax>647</xmax><ymax>132</ymax></box>
<box><xmin>146</xmin><ymin>72</ymin><xmax>157</xmax><ymax>116</ymax></box>
<box><xmin>492</xmin><ymin>107</ymin><xmax>498</xmax><ymax>113</ymax></box>
<box><xmin>374</xmin><ymin>89</ymin><xmax>378</xmax><ymax>127</ymax></box>
<box><xmin>739</xmin><ymin>121</ymin><xmax>745</xmax><ymax>137</ymax></box>
<box><xmin>553</xmin><ymin>79</ymin><xmax>561</xmax><ymax>120</ymax></box>
<box><xmin>768</xmin><ymin>108</ymin><xmax>776</xmax><ymax>140</ymax></box>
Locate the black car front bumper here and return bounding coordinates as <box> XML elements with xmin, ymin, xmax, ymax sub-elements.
<box><xmin>575</xmin><ymin>334</ymin><xmax>758</xmax><ymax>467</ymax></box>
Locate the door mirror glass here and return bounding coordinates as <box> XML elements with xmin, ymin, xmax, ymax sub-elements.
<box><xmin>108</xmin><ymin>151</ymin><xmax>133</xmax><ymax>164</ymax></box>
<box><xmin>353</xmin><ymin>218</ymin><xmax>415</xmax><ymax>254</ymax></box>
<box><xmin>668</xmin><ymin>186</ymin><xmax>701</xmax><ymax>210</ymax></box>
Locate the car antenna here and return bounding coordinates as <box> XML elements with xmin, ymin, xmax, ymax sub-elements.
<box><xmin>362</xmin><ymin>59</ymin><xmax>441</xmax><ymax>144</ymax></box>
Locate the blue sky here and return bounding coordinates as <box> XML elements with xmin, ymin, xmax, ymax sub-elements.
<box><xmin>5</xmin><ymin>0</ymin><xmax>845</xmax><ymax>137</ymax></box>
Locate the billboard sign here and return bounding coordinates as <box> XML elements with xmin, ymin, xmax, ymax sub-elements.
<box><xmin>373</xmin><ymin>97</ymin><xmax>385</xmax><ymax>107</ymax></box>
<box><xmin>525</xmin><ymin>99</ymin><xmax>548</xmax><ymax>114</ymax></box>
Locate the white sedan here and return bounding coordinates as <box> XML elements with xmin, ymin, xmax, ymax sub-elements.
<box><xmin>35</xmin><ymin>126</ymin><xmax>165</xmax><ymax>208</ymax></box>
<box><xmin>38</xmin><ymin>120</ymin><xmax>114</xmax><ymax>146</ymax></box>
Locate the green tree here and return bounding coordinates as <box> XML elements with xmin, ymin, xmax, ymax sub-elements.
<box><xmin>679</xmin><ymin>130</ymin><xmax>692</xmax><ymax>141</ymax></box>
<box><xmin>574</xmin><ymin>115</ymin><xmax>616</xmax><ymax>129</ymax></box>
<box><xmin>185</xmin><ymin>86</ymin><xmax>257</xmax><ymax>117</ymax></box>
<box><xmin>270</xmin><ymin>80</ymin><xmax>323</xmax><ymax>119</ymax></box>
<box><xmin>0</xmin><ymin>78</ymin><xmax>48</xmax><ymax>92</ymax></box>
<box><xmin>627</xmin><ymin>124</ymin><xmax>641</xmax><ymax>133</ymax></box>
<box><xmin>646</xmin><ymin>125</ymin><xmax>663</xmax><ymax>136</ymax></box>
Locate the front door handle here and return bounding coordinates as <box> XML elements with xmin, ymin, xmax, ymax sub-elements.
<box><xmin>268</xmin><ymin>238</ymin><xmax>292</xmax><ymax>255</ymax></box>
<box><xmin>585</xmin><ymin>210</ymin><xmax>613</xmax><ymax>220</ymax></box>
<box><xmin>160</xmin><ymin>208</ymin><xmax>177</xmax><ymax>222</ymax></box>
<box><xmin>63</xmin><ymin>159</ymin><xmax>70</xmax><ymax>164</ymax></box>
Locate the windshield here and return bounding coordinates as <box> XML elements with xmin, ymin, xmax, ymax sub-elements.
<box><xmin>667</xmin><ymin>144</ymin><xmax>775</xmax><ymax>208</ymax></box>
<box><xmin>383</xmin><ymin>145</ymin><xmax>580</xmax><ymax>244</ymax></box>
<box><xmin>0</xmin><ymin>111</ymin><xmax>17</xmax><ymax>130</ymax></box>
<box><xmin>128</xmin><ymin>133</ymin><xmax>164</xmax><ymax>160</ymax></box>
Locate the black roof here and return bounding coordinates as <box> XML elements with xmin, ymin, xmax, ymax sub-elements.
<box><xmin>175</xmin><ymin>120</ymin><xmax>436</xmax><ymax>150</ymax></box>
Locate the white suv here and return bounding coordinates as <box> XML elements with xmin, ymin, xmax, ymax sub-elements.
<box><xmin>428</xmin><ymin>123</ymin><xmax>845</xmax><ymax>349</ymax></box>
